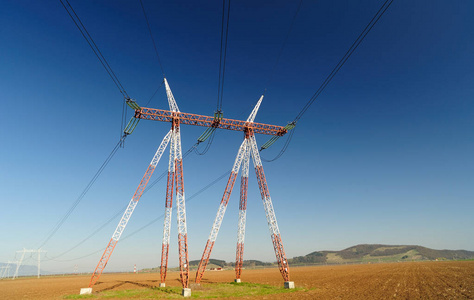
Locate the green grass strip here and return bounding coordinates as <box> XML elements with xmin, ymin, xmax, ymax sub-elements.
<box><xmin>65</xmin><ymin>282</ymin><xmax>304</xmax><ymax>299</ymax></box>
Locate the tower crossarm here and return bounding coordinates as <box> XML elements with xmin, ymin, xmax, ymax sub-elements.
<box><xmin>134</xmin><ymin>107</ymin><xmax>288</xmax><ymax>136</ymax></box>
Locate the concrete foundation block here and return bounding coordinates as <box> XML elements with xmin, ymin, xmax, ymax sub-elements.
<box><xmin>159</xmin><ymin>283</ymin><xmax>166</xmax><ymax>288</ymax></box>
<box><xmin>284</xmin><ymin>281</ymin><xmax>295</xmax><ymax>289</ymax></box>
<box><xmin>182</xmin><ymin>288</ymin><xmax>191</xmax><ymax>297</ymax></box>
<box><xmin>234</xmin><ymin>278</ymin><xmax>241</xmax><ymax>283</ymax></box>
<box><xmin>80</xmin><ymin>288</ymin><xmax>92</xmax><ymax>295</ymax></box>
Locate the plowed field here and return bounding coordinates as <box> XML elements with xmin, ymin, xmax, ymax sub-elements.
<box><xmin>0</xmin><ymin>261</ymin><xmax>472</xmax><ymax>299</ymax></box>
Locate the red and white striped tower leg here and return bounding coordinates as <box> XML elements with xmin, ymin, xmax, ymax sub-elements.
<box><xmin>249</xmin><ymin>134</ymin><xmax>295</xmax><ymax>289</ymax></box>
<box><xmin>87</xmin><ymin>130</ymin><xmax>172</xmax><ymax>289</ymax></box>
<box><xmin>174</xmin><ymin>120</ymin><xmax>190</xmax><ymax>290</ymax></box>
<box><xmin>159</xmin><ymin>129</ymin><xmax>176</xmax><ymax>287</ymax></box>
<box><xmin>163</xmin><ymin>78</ymin><xmax>191</xmax><ymax>295</ymax></box>
<box><xmin>195</xmin><ymin>138</ymin><xmax>247</xmax><ymax>284</ymax></box>
<box><xmin>235</xmin><ymin>138</ymin><xmax>250</xmax><ymax>282</ymax></box>
<box><xmin>195</xmin><ymin>95</ymin><xmax>264</xmax><ymax>284</ymax></box>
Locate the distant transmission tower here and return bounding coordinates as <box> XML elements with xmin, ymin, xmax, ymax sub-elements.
<box><xmin>1</xmin><ymin>262</ymin><xmax>12</xmax><ymax>279</ymax></box>
<box><xmin>12</xmin><ymin>248</ymin><xmax>47</xmax><ymax>279</ymax></box>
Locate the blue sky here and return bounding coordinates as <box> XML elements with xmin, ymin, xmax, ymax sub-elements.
<box><xmin>1</xmin><ymin>0</ymin><xmax>473</xmax><ymax>274</ymax></box>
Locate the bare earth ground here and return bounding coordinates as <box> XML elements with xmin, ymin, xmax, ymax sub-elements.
<box><xmin>0</xmin><ymin>261</ymin><xmax>472</xmax><ymax>299</ymax></box>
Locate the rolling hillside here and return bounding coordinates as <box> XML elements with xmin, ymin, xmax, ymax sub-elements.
<box><xmin>290</xmin><ymin>244</ymin><xmax>474</xmax><ymax>265</ymax></box>
<box><xmin>0</xmin><ymin>263</ymin><xmax>52</xmax><ymax>277</ymax></box>
<box><xmin>139</xmin><ymin>244</ymin><xmax>474</xmax><ymax>273</ymax></box>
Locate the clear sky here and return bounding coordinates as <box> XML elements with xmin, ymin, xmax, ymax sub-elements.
<box><xmin>1</xmin><ymin>0</ymin><xmax>473</xmax><ymax>274</ymax></box>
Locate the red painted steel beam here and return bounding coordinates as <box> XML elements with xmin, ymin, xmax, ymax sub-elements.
<box><xmin>135</xmin><ymin>107</ymin><xmax>288</xmax><ymax>136</ymax></box>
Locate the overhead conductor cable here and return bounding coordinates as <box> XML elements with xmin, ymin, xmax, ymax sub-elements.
<box><xmin>261</xmin><ymin>0</ymin><xmax>394</xmax><ymax>161</ymax></box>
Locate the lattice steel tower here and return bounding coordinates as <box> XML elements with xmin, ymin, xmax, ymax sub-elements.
<box><xmin>194</xmin><ymin>96</ymin><xmax>294</xmax><ymax>289</ymax></box>
<box><xmin>85</xmin><ymin>78</ymin><xmax>294</xmax><ymax>296</ymax></box>
<box><xmin>88</xmin><ymin>79</ymin><xmax>190</xmax><ymax>295</ymax></box>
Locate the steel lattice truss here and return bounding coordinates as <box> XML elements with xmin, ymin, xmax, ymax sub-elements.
<box><xmin>88</xmin><ymin>79</ymin><xmax>291</xmax><ymax>290</ymax></box>
<box><xmin>195</xmin><ymin>97</ymin><xmax>290</xmax><ymax>284</ymax></box>
<box><xmin>135</xmin><ymin>105</ymin><xmax>287</xmax><ymax>137</ymax></box>
<box><xmin>88</xmin><ymin>129</ymin><xmax>171</xmax><ymax>287</ymax></box>
<box><xmin>89</xmin><ymin>79</ymin><xmax>190</xmax><ymax>289</ymax></box>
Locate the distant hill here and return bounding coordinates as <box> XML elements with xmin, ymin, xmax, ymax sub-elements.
<box><xmin>188</xmin><ymin>259</ymin><xmax>272</xmax><ymax>268</ymax></box>
<box><xmin>140</xmin><ymin>244</ymin><xmax>474</xmax><ymax>273</ymax></box>
<box><xmin>141</xmin><ymin>259</ymin><xmax>272</xmax><ymax>272</ymax></box>
<box><xmin>290</xmin><ymin>244</ymin><xmax>474</xmax><ymax>265</ymax></box>
<box><xmin>0</xmin><ymin>262</ymin><xmax>52</xmax><ymax>277</ymax></box>
<box><xmin>189</xmin><ymin>258</ymin><xmax>227</xmax><ymax>268</ymax></box>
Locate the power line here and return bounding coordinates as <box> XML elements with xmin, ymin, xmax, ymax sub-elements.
<box><xmin>194</xmin><ymin>92</ymin><xmax>261</xmax><ymax>156</ymax></box>
<box><xmin>145</xmin><ymin>80</ymin><xmax>165</xmax><ymax>107</ymax></box>
<box><xmin>143</xmin><ymin>142</ymin><xmax>198</xmax><ymax>193</ymax></box>
<box><xmin>59</xmin><ymin>0</ymin><xmax>130</xmax><ymax>140</ymax></box>
<box><xmin>37</xmin><ymin>78</ymin><xmax>165</xmax><ymax>250</ymax></box>
<box><xmin>195</xmin><ymin>0</ymin><xmax>232</xmax><ymax>156</ymax></box>
<box><xmin>217</xmin><ymin>0</ymin><xmax>231</xmax><ymax>112</ymax></box>
<box><xmin>44</xmin><ymin>141</ymin><xmax>198</xmax><ymax>259</ymax></box>
<box><xmin>194</xmin><ymin>130</ymin><xmax>217</xmax><ymax>156</ymax></box>
<box><xmin>37</xmin><ymin>135</ymin><xmax>127</xmax><ymax>249</ymax></box>
<box><xmin>120</xmin><ymin>169</ymin><xmax>230</xmax><ymax>242</ymax></box>
<box><xmin>46</xmin><ymin>168</ymin><xmax>231</xmax><ymax>262</ymax></box>
<box><xmin>44</xmin><ymin>204</ymin><xmax>127</xmax><ymax>261</ymax></box>
<box><xmin>45</xmin><ymin>248</ymin><xmax>104</xmax><ymax>262</ymax></box>
<box><xmin>41</xmin><ymin>1</ymin><xmax>172</xmax><ymax>248</ymax></box>
<box><xmin>46</xmin><ymin>115</ymin><xmax>278</xmax><ymax>263</ymax></box>
<box><xmin>261</xmin><ymin>126</ymin><xmax>296</xmax><ymax>162</ymax></box>
<box><xmin>142</xmin><ymin>169</ymin><xmax>168</xmax><ymax>194</ymax></box>
<box><xmin>139</xmin><ymin>0</ymin><xmax>166</xmax><ymax>76</ymax></box>
<box><xmin>293</xmin><ymin>0</ymin><xmax>394</xmax><ymax>122</ymax></box>
<box><xmin>262</xmin><ymin>0</ymin><xmax>394</xmax><ymax>161</ymax></box>
<box><xmin>256</xmin><ymin>0</ymin><xmax>302</xmax><ymax>161</ymax></box>
<box><xmin>121</xmin><ymin>99</ymin><xmax>127</xmax><ymax>144</ymax></box>
<box><xmin>43</xmin><ymin>102</ymin><xmax>261</xmax><ymax>260</ymax></box>
<box><xmin>37</xmin><ymin>99</ymin><xmax>201</xmax><ymax>254</ymax></box>
<box><xmin>41</xmin><ymin>0</ymin><xmax>394</xmax><ymax>262</ymax></box>
<box><xmin>59</xmin><ymin>0</ymin><xmax>129</xmax><ymax>99</ymax></box>
<box><xmin>189</xmin><ymin>0</ymin><xmax>231</xmax><ymax>156</ymax></box>
<box><xmin>263</xmin><ymin>0</ymin><xmax>303</xmax><ymax>94</ymax></box>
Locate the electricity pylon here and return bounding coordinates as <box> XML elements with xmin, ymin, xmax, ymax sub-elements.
<box><xmin>88</xmin><ymin>78</ymin><xmax>191</xmax><ymax>295</ymax></box>
<box><xmin>12</xmin><ymin>249</ymin><xmax>46</xmax><ymax>279</ymax></box>
<box><xmin>194</xmin><ymin>97</ymin><xmax>294</xmax><ymax>288</ymax></box>
<box><xmin>1</xmin><ymin>263</ymin><xmax>12</xmax><ymax>279</ymax></box>
<box><xmin>85</xmin><ymin>78</ymin><xmax>293</xmax><ymax>296</ymax></box>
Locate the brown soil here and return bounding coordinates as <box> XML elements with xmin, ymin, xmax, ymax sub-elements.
<box><xmin>0</xmin><ymin>261</ymin><xmax>472</xmax><ymax>299</ymax></box>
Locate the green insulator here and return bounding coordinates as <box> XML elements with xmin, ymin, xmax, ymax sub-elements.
<box><xmin>260</xmin><ymin>122</ymin><xmax>296</xmax><ymax>150</ymax></box>
<box><xmin>124</xmin><ymin>117</ymin><xmax>140</xmax><ymax>135</ymax></box>
<box><xmin>260</xmin><ymin>136</ymin><xmax>279</xmax><ymax>150</ymax></box>
<box><xmin>214</xmin><ymin>111</ymin><xmax>223</xmax><ymax>121</ymax></box>
<box><xmin>126</xmin><ymin>99</ymin><xmax>141</xmax><ymax>110</ymax></box>
<box><xmin>197</xmin><ymin>127</ymin><xmax>217</xmax><ymax>143</ymax></box>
